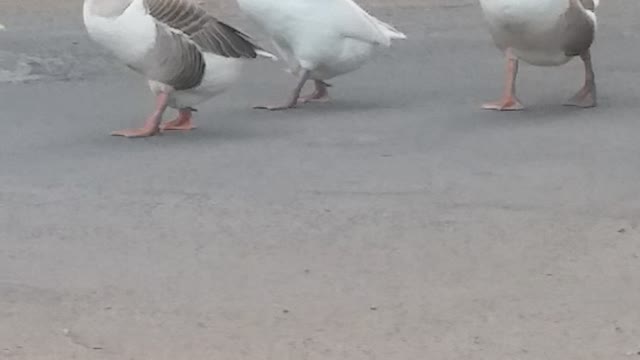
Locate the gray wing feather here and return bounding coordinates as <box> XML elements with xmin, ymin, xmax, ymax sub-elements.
<box><xmin>133</xmin><ymin>0</ymin><xmax>265</xmax><ymax>90</ymax></box>
<box><xmin>130</xmin><ymin>24</ymin><xmax>206</xmax><ymax>90</ymax></box>
<box><xmin>144</xmin><ymin>0</ymin><xmax>263</xmax><ymax>58</ymax></box>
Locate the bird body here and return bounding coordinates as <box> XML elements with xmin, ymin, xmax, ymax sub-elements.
<box><xmin>237</xmin><ymin>0</ymin><xmax>406</xmax><ymax>110</ymax></box>
<box><xmin>480</xmin><ymin>0</ymin><xmax>597</xmax><ymax>66</ymax></box>
<box><xmin>83</xmin><ymin>0</ymin><xmax>274</xmax><ymax>137</ymax></box>
<box><xmin>478</xmin><ymin>0</ymin><xmax>599</xmax><ymax>110</ymax></box>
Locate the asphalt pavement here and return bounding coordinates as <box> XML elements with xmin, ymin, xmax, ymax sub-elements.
<box><xmin>1</xmin><ymin>1</ymin><xmax>639</xmax><ymax>359</ymax></box>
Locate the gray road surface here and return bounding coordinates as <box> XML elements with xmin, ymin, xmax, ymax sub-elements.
<box><xmin>1</xmin><ymin>1</ymin><xmax>640</xmax><ymax>359</ymax></box>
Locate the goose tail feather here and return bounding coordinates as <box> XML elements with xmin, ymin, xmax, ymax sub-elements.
<box><xmin>374</xmin><ymin>18</ymin><xmax>407</xmax><ymax>41</ymax></box>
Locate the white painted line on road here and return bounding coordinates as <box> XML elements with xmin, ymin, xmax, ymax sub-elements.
<box><xmin>0</xmin><ymin>23</ymin><xmax>6</xmax><ymax>30</ymax></box>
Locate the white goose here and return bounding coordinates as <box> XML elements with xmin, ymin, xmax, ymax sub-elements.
<box><xmin>237</xmin><ymin>0</ymin><xmax>406</xmax><ymax>110</ymax></box>
<box><xmin>83</xmin><ymin>0</ymin><xmax>276</xmax><ymax>138</ymax></box>
<box><xmin>479</xmin><ymin>0</ymin><xmax>599</xmax><ymax>110</ymax></box>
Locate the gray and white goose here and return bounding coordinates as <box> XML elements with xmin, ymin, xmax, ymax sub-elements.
<box><xmin>479</xmin><ymin>0</ymin><xmax>599</xmax><ymax>110</ymax></box>
<box><xmin>83</xmin><ymin>0</ymin><xmax>275</xmax><ymax>138</ymax></box>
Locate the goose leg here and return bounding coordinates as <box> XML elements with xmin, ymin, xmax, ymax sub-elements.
<box><xmin>298</xmin><ymin>80</ymin><xmax>331</xmax><ymax>103</ymax></box>
<box><xmin>112</xmin><ymin>92</ymin><xmax>168</xmax><ymax>138</ymax></box>
<box><xmin>482</xmin><ymin>50</ymin><xmax>524</xmax><ymax>111</ymax></box>
<box><xmin>564</xmin><ymin>49</ymin><xmax>597</xmax><ymax>108</ymax></box>
<box><xmin>254</xmin><ymin>70</ymin><xmax>310</xmax><ymax>111</ymax></box>
<box><xmin>161</xmin><ymin>108</ymin><xmax>196</xmax><ymax>131</ymax></box>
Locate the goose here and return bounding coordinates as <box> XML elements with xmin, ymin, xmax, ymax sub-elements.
<box><xmin>83</xmin><ymin>0</ymin><xmax>276</xmax><ymax>138</ymax></box>
<box><xmin>236</xmin><ymin>0</ymin><xmax>406</xmax><ymax>111</ymax></box>
<box><xmin>479</xmin><ymin>0</ymin><xmax>599</xmax><ymax>110</ymax></box>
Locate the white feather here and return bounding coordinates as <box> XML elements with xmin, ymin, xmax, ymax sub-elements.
<box><xmin>256</xmin><ymin>49</ymin><xmax>278</xmax><ymax>61</ymax></box>
<box><xmin>83</xmin><ymin>0</ymin><xmax>156</xmax><ymax>65</ymax></box>
<box><xmin>237</xmin><ymin>0</ymin><xmax>405</xmax><ymax>80</ymax></box>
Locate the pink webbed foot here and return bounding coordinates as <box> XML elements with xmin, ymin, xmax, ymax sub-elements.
<box><xmin>482</xmin><ymin>50</ymin><xmax>523</xmax><ymax>111</ymax></box>
<box><xmin>298</xmin><ymin>93</ymin><xmax>330</xmax><ymax>104</ymax></box>
<box><xmin>254</xmin><ymin>70</ymin><xmax>311</xmax><ymax>111</ymax></box>
<box><xmin>111</xmin><ymin>92</ymin><xmax>168</xmax><ymax>138</ymax></box>
<box><xmin>161</xmin><ymin>108</ymin><xmax>196</xmax><ymax>131</ymax></box>
<box><xmin>564</xmin><ymin>85</ymin><xmax>596</xmax><ymax>108</ymax></box>
<box><xmin>254</xmin><ymin>105</ymin><xmax>296</xmax><ymax>111</ymax></box>
<box><xmin>111</xmin><ymin>127</ymin><xmax>160</xmax><ymax>138</ymax></box>
<box><xmin>298</xmin><ymin>80</ymin><xmax>331</xmax><ymax>104</ymax></box>
<box><xmin>253</xmin><ymin>102</ymin><xmax>297</xmax><ymax>111</ymax></box>
<box><xmin>482</xmin><ymin>97</ymin><xmax>524</xmax><ymax>111</ymax></box>
<box><xmin>565</xmin><ymin>50</ymin><xmax>597</xmax><ymax>108</ymax></box>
